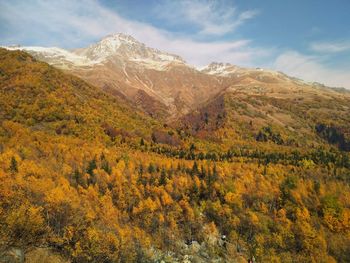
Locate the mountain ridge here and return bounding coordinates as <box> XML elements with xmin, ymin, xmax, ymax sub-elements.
<box><xmin>3</xmin><ymin>33</ymin><xmax>347</xmax><ymax>122</ymax></box>
<box><xmin>3</xmin><ymin>33</ymin><xmax>346</xmax><ymax>89</ymax></box>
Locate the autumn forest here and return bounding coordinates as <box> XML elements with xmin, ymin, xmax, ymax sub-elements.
<box><xmin>0</xmin><ymin>47</ymin><xmax>350</xmax><ymax>263</ymax></box>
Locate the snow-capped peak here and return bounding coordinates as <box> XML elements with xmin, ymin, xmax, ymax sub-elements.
<box><xmin>201</xmin><ymin>62</ymin><xmax>239</xmax><ymax>76</ymax></box>
<box><xmin>74</xmin><ymin>33</ymin><xmax>138</xmax><ymax>61</ymax></box>
<box><xmin>103</xmin><ymin>33</ymin><xmax>139</xmax><ymax>44</ymax></box>
<box><xmin>74</xmin><ymin>33</ymin><xmax>186</xmax><ymax>66</ymax></box>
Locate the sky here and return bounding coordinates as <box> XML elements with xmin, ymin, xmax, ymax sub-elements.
<box><xmin>0</xmin><ymin>0</ymin><xmax>350</xmax><ymax>88</ymax></box>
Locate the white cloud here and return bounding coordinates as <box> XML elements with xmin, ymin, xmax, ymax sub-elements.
<box><xmin>273</xmin><ymin>51</ymin><xmax>350</xmax><ymax>88</ymax></box>
<box><xmin>0</xmin><ymin>0</ymin><xmax>266</xmax><ymax>67</ymax></box>
<box><xmin>310</xmin><ymin>41</ymin><xmax>350</xmax><ymax>53</ymax></box>
<box><xmin>154</xmin><ymin>0</ymin><xmax>258</xmax><ymax>36</ymax></box>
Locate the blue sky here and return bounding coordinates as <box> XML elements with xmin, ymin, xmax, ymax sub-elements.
<box><xmin>1</xmin><ymin>0</ymin><xmax>349</xmax><ymax>88</ymax></box>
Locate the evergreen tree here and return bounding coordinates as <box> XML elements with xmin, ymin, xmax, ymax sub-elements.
<box><xmin>212</xmin><ymin>164</ymin><xmax>218</xmax><ymax>181</ymax></box>
<box><xmin>9</xmin><ymin>156</ymin><xmax>18</xmax><ymax>173</ymax></box>
<box><xmin>138</xmin><ymin>164</ymin><xmax>144</xmax><ymax>175</ymax></box>
<box><xmin>191</xmin><ymin>161</ymin><xmax>199</xmax><ymax>177</ymax></box>
<box><xmin>86</xmin><ymin>157</ymin><xmax>97</xmax><ymax>185</ymax></box>
<box><xmin>189</xmin><ymin>143</ymin><xmax>196</xmax><ymax>152</ymax></box>
<box><xmin>148</xmin><ymin>163</ymin><xmax>156</xmax><ymax>174</ymax></box>
<box><xmin>100</xmin><ymin>153</ymin><xmax>111</xmax><ymax>174</ymax></box>
<box><xmin>101</xmin><ymin>160</ymin><xmax>112</xmax><ymax>175</ymax></box>
<box><xmin>200</xmin><ymin>165</ymin><xmax>206</xmax><ymax>179</ymax></box>
<box><xmin>159</xmin><ymin>167</ymin><xmax>167</xmax><ymax>185</ymax></box>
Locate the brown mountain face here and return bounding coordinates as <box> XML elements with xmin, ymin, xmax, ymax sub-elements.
<box><xmin>4</xmin><ymin>34</ymin><xmax>226</xmax><ymax>119</ymax></box>
<box><xmin>69</xmin><ymin>59</ymin><xmax>225</xmax><ymax>119</ymax></box>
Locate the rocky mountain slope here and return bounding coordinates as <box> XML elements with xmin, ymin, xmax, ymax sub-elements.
<box><xmin>4</xmin><ymin>34</ymin><xmax>224</xmax><ymax>118</ymax></box>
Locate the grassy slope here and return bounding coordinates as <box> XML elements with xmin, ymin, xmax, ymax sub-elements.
<box><xmin>178</xmin><ymin>80</ymin><xmax>350</xmax><ymax>154</ymax></box>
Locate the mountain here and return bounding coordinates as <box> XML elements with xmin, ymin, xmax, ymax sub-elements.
<box><xmin>1</xmin><ymin>35</ymin><xmax>234</xmax><ymax>119</ymax></box>
<box><xmin>5</xmin><ymin>34</ymin><xmax>348</xmax><ymax>124</ymax></box>
<box><xmin>74</xmin><ymin>33</ymin><xmax>186</xmax><ymax>66</ymax></box>
<box><xmin>4</xmin><ymin>34</ymin><xmax>350</xmax><ymax>151</ymax></box>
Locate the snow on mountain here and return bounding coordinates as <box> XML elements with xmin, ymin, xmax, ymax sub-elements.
<box><xmin>200</xmin><ymin>62</ymin><xmax>288</xmax><ymax>80</ymax></box>
<box><xmin>3</xmin><ymin>45</ymin><xmax>99</xmax><ymax>68</ymax></box>
<box><xmin>3</xmin><ymin>34</ymin><xmax>289</xmax><ymax>77</ymax></box>
<box><xmin>2</xmin><ymin>33</ymin><xmax>187</xmax><ymax>71</ymax></box>
<box><xmin>73</xmin><ymin>33</ymin><xmax>186</xmax><ymax>70</ymax></box>
<box><xmin>200</xmin><ymin>62</ymin><xmax>240</xmax><ymax>76</ymax></box>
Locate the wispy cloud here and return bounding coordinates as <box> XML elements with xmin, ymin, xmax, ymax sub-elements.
<box><xmin>154</xmin><ymin>0</ymin><xmax>259</xmax><ymax>36</ymax></box>
<box><xmin>273</xmin><ymin>51</ymin><xmax>350</xmax><ymax>88</ymax></box>
<box><xmin>310</xmin><ymin>40</ymin><xmax>350</xmax><ymax>53</ymax></box>
<box><xmin>0</xmin><ymin>0</ymin><xmax>266</xmax><ymax>67</ymax></box>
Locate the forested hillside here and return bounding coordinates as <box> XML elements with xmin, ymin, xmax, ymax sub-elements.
<box><xmin>0</xmin><ymin>49</ymin><xmax>350</xmax><ymax>262</ymax></box>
